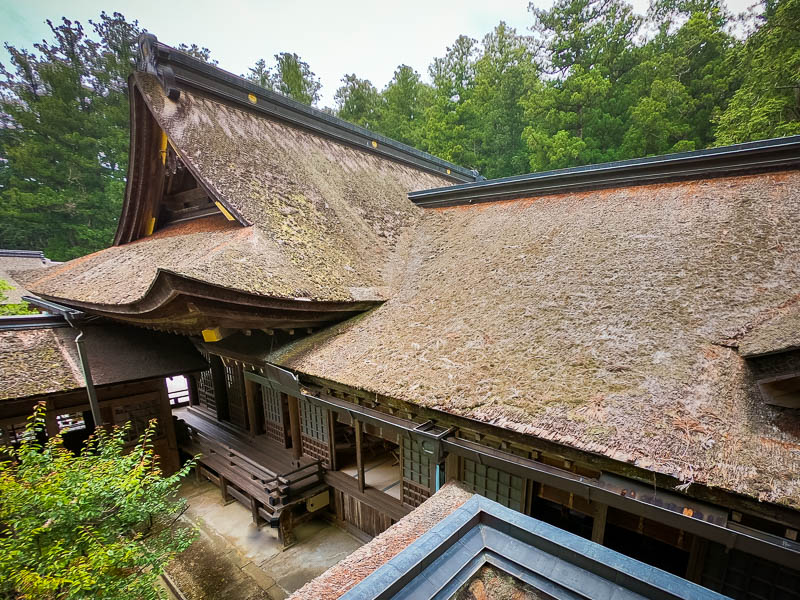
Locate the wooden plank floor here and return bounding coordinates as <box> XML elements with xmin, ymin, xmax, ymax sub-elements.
<box><xmin>176</xmin><ymin>407</ymin><xmax>313</xmax><ymax>475</ymax></box>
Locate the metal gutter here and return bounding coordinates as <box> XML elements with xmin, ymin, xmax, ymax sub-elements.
<box><xmin>0</xmin><ymin>313</ymin><xmax>70</xmax><ymax>331</ymax></box>
<box><xmin>409</xmin><ymin>135</ymin><xmax>800</xmax><ymax>207</ymax></box>
<box><xmin>250</xmin><ymin>366</ymin><xmax>800</xmax><ymax>570</ymax></box>
<box><xmin>22</xmin><ymin>296</ymin><xmax>104</xmax><ymax>427</ymax></box>
<box><xmin>137</xmin><ymin>34</ymin><xmax>477</xmax><ymax>184</ymax></box>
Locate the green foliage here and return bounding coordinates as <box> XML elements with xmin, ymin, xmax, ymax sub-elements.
<box><xmin>0</xmin><ymin>14</ymin><xmax>138</xmax><ymax>261</ymax></box>
<box><xmin>0</xmin><ymin>404</ymin><xmax>195</xmax><ymax>600</ymax></box>
<box><xmin>246</xmin><ymin>58</ymin><xmax>272</xmax><ymax>90</ymax></box>
<box><xmin>273</xmin><ymin>53</ymin><xmax>322</xmax><ymax>105</ymax></box>
<box><xmin>334</xmin><ymin>74</ymin><xmax>381</xmax><ymax>129</ymax></box>
<box><xmin>0</xmin><ymin>279</ymin><xmax>37</xmax><ymax>315</ymax></box>
<box><xmin>715</xmin><ymin>0</ymin><xmax>800</xmax><ymax>143</ymax></box>
<box><xmin>375</xmin><ymin>65</ymin><xmax>431</xmax><ymax>146</ymax></box>
<box><xmin>245</xmin><ymin>52</ymin><xmax>322</xmax><ymax>106</ymax></box>
<box><xmin>176</xmin><ymin>43</ymin><xmax>217</xmax><ymax>65</ymax></box>
<box><xmin>0</xmin><ymin>13</ymin><xmax>218</xmax><ymax>262</ymax></box>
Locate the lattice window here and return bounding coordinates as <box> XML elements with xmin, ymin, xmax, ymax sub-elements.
<box><xmin>299</xmin><ymin>397</ymin><xmax>329</xmax><ymax>466</ymax></box>
<box><xmin>402</xmin><ymin>480</ymin><xmax>431</xmax><ymax>508</ymax></box>
<box><xmin>56</xmin><ymin>412</ymin><xmax>86</xmax><ymax>432</ymax></box>
<box><xmin>223</xmin><ymin>360</ymin><xmax>247</xmax><ymax>430</ymax></box>
<box><xmin>0</xmin><ymin>421</ymin><xmax>32</xmax><ymax>445</ymax></box>
<box><xmin>401</xmin><ymin>436</ymin><xmax>431</xmax><ymax>488</ymax></box>
<box><xmin>300</xmin><ymin>398</ymin><xmax>327</xmax><ymax>442</ymax></box>
<box><xmin>262</xmin><ymin>386</ymin><xmax>286</xmax><ymax>444</ymax></box>
<box><xmin>197</xmin><ymin>351</ymin><xmax>216</xmax><ymax>413</ymax></box>
<box><xmin>461</xmin><ymin>458</ymin><xmax>525</xmax><ymax>512</ymax></box>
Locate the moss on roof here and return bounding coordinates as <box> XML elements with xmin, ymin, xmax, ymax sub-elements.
<box><xmin>21</xmin><ymin>73</ymin><xmax>453</xmax><ymax>307</ymax></box>
<box><xmin>271</xmin><ymin>171</ymin><xmax>800</xmax><ymax>507</ymax></box>
<box><xmin>0</xmin><ymin>329</ymin><xmax>80</xmax><ymax>401</ymax></box>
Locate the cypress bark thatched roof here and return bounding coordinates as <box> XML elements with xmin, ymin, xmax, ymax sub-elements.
<box><xmin>13</xmin><ymin>45</ymin><xmax>800</xmax><ymax>506</ymax></box>
<box><xmin>271</xmin><ymin>172</ymin><xmax>800</xmax><ymax>507</ymax></box>
<box><xmin>0</xmin><ymin>322</ymin><xmax>208</xmax><ymax>402</ymax></box>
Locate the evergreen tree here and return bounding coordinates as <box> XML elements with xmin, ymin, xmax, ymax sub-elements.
<box><xmin>334</xmin><ymin>74</ymin><xmax>381</xmax><ymax>129</ymax></box>
<box><xmin>0</xmin><ymin>15</ymin><xmax>138</xmax><ymax>260</ymax></box>
<box><xmin>246</xmin><ymin>58</ymin><xmax>272</xmax><ymax>90</ymax></box>
<box><xmin>0</xmin><ymin>13</ymin><xmax>216</xmax><ymax>261</ymax></box>
<box><xmin>715</xmin><ymin>0</ymin><xmax>800</xmax><ymax>143</ymax></box>
<box><xmin>271</xmin><ymin>52</ymin><xmax>321</xmax><ymax>105</ymax></box>
<box><xmin>472</xmin><ymin>23</ymin><xmax>538</xmax><ymax>177</ymax></box>
<box><xmin>422</xmin><ymin>35</ymin><xmax>480</xmax><ymax>168</ymax></box>
<box><xmin>376</xmin><ymin>65</ymin><xmax>431</xmax><ymax>146</ymax></box>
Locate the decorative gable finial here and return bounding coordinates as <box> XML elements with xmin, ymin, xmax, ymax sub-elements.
<box><xmin>137</xmin><ymin>33</ymin><xmax>180</xmax><ymax>101</ymax></box>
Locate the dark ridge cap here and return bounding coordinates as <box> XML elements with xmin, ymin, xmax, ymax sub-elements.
<box><xmin>409</xmin><ymin>135</ymin><xmax>800</xmax><ymax>207</ymax></box>
<box><xmin>343</xmin><ymin>495</ymin><xmax>730</xmax><ymax>600</ymax></box>
<box><xmin>137</xmin><ymin>34</ymin><xmax>477</xmax><ymax>184</ymax></box>
<box><xmin>0</xmin><ymin>249</ymin><xmax>46</xmax><ymax>262</ymax></box>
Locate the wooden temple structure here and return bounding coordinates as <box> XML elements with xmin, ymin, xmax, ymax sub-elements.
<box><xmin>7</xmin><ymin>34</ymin><xmax>800</xmax><ymax>599</ymax></box>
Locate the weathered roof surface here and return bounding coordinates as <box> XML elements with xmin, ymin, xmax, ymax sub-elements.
<box><xmin>289</xmin><ymin>482</ymin><xmax>473</xmax><ymax>600</ymax></box>
<box><xmin>18</xmin><ymin>215</ymin><xmax>363</xmax><ymax>305</ymax></box>
<box><xmin>272</xmin><ymin>171</ymin><xmax>800</xmax><ymax>507</ymax></box>
<box><xmin>738</xmin><ymin>299</ymin><xmax>800</xmax><ymax>358</ymax></box>
<box><xmin>135</xmin><ymin>72</ymin><xmax>448</xmax><ymax>299</ymax></box>
<box><xmin>0</xmin><ymin>251</ymin><xmax>53</xmax><ymax>304</ymax></box>
<box><xmin>0</xmin><ymin>322</ymin><xmax>208</xmax><ymax>401</ymax></box>
<box><xmin>19</xmin><ymin>73</ymin><xmax>453</xmax><ymax>312</ymax></box>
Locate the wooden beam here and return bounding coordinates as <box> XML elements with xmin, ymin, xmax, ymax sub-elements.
<box><xmin>287</xmin><ymin>394</ymin><xmax>302</xmax><ymax>464</ymax></box>
<box><xmin>244</xmin><ymin>378</ymin><xmax>260</xmax><ymax>437</ymax></box>
<box><xmin>592</xmin><ymin>502</ymin><xmax>608</xmax><ymax>545</ymax></box>
<box><xmin>164</xmin><ymin>186</ymin><xmax>208</xmax><ymax>207</ymax></box>
<box><xmin>299</xmin><ymin>374</ymin><xmax>800</xmax><ymax>530</ymax></box>
<box><xmin>355</xmin><ymin>418</ymin><xmax>365</xmax><ymax>493</ymax></box>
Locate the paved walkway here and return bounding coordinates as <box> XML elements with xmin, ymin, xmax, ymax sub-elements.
<box><xmin>167</xmin><ymin>479</ymin><xmax>363</xmax><ymax>599</ymax></box>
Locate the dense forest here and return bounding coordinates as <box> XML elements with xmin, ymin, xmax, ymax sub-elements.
<box><xmin>0</xmin><ymin>0</ymin><xmax>798</xmax><ymax>261</ymax></box>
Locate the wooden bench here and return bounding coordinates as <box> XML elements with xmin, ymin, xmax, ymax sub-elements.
<box><xmin>176</xmin><ymin>409</ymin><xmax>326</xmax><ymax>546</ymax></box>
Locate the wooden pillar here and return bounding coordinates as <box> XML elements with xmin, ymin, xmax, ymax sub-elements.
<box><xmin>592</xmin><ymin>502</ymin><xmax>608</xmax><ymax>545</ymax></box>
<box><xmin>686</xmin><ymin>536</ymin><xmax>707</xmax><ymax>583</ymax></box>
<box><xmin>287</xmin><ymin>394</ymin><xmax>302</xmax><ymax>464</ymax></box>
<box><xmin>188</xmin><ymin>374</ymin><xmax>199</xmax><ymax>406</ymax></box>
<box><xmin>327</xmin><ymin>409</ymin><xmax>337</xmax><ymax>471</ymax></box>
<box><xmin>219</xmin><ymin>475</ymin><xmax>232</xmax><ymax>504</ymax></box>
<box><xmin>355</xmin><ymin>418</ymin><xmax>365</xmax><ymax>493</ymax></box>
<box><xmin>244</xmin><ymin>378</ymin><xmax>259</xmax><ymax>436</ymax></box>
<box><xmin>45</xmin><ymin>401</ymin><xmax>59</xmax><ymax>439</ymax></box>
<box><xmin>278</xmin><ymin>509</ymin><xmax>296</xmax><ymax>548</ymax></box>
<box><xmin>250</xmin><ymin>495</ymin><xmax>261</xmax><ymax>526</ymax></box>
<box><xmin>159</xmin><ymin>379</ymin><xmax>180</xmax><ymax>475</ymax></box>
<box><xmin>445</xmin><ymin>452</ymin><xmax>459</xmax><ymax>483</ymax></box>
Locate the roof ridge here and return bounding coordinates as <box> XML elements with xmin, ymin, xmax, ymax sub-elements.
<box><xmin>410</xmin><ymin>135</ymin><xmax>800</xmax><ymax>207</ymax></box>
<box><xmin>136</xmin><ymin>34</ymin><xmax>478</xmax><ymax>184</ymax></box>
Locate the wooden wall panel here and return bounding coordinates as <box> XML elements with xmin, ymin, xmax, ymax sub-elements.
<box><xmin>331</xmin><ymin>489</ymin><xmax>395</xmax><ymax>539</ymax></box>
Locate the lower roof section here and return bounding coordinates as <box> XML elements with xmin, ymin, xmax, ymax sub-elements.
<box><xmin>294</xmin><ymin>484</ymin><xmax>728</xmax><ymax>600</ymax></box>
<box><xmin>345</xmin><ymin>495</ymin><xmax>728</xmax><ymax>600</ymax></box>
<box><xmin>14</xmin><ymin>216</ymin><xmax>380</xmax><ymax>334</ymax></box>
<box><xmin>0</xmin><ymin>319</ymin><xmax>208</xmax><ymax>401</ymax></box>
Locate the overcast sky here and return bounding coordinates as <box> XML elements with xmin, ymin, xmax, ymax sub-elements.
<box><xmin>1</xmin><ymin>0</ymin><xmax>755</xmax><ymax>107</ymax></box>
